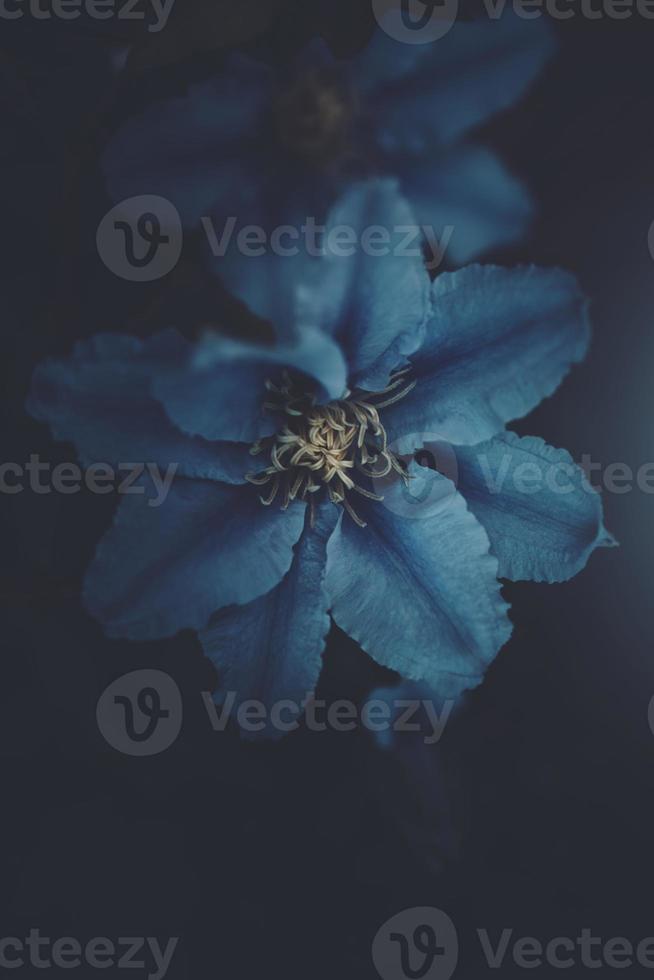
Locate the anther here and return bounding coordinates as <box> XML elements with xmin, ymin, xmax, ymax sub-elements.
<box><xmin>246</xmin><ymin>368</ymin><xmax>416</xmax><ymax>525</ymax></box>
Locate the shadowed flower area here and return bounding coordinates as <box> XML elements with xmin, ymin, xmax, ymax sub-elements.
<box><xmin>102</xmin><ymin>11</ymin><xmax>555</xmax><ymax>266</ymax></box>
<box><xmin>28</xmin><ymin>181</ymin><xmax>613</xmax><ymax>737</ymax></box>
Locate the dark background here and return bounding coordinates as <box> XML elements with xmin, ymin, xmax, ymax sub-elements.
<box><xmin>1</xmin><ymin>4</ymin><xmax>653</xmax><ymax>977</ymax></box>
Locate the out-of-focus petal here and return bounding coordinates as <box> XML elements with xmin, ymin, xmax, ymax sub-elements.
<box><xmin>398</xmin><ymin>145</ymin><xmax>532</xmax><ymax>265</ymax></box>
<box><xmin>359</xmin><ymin>12</ymin><xmax>555</xmax><ymax>149</ymax></box>
<box><xmin>102</xmin><ymin>56</ymin><xmax>271</xmax><ymax>224</ymax></box>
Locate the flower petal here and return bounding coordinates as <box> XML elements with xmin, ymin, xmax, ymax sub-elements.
<box><xmin>102</xmin><ymin>56</ymin><xmax>271</xmax><ymax>224</ymax></box>
<box><xmin>398</xmin><ymin>145</ymin><xmax>532</xmax><ymax>265</ymax></box>
<box><xmin>384</xmin><ymin>265</ymin><xmax>591</xmax><ymax>446</ymax></box>
<box><xmin>84</xmin><ymin>478</ymin><xmax>306</xmax><ymax>640</ymax></box>
<box><xmin>304</xmin><ymin>180</ymin><xmax>431</xmax><ymax>390</ymax></box>
<box><xmin>358</xmin><ymin>12</ymin><xmax>555</xmax><ymax>149</ymax></box>
<box><xmin>199</xmin><ymin>503</ymin><xmax>339</xmax><ymax>739</ymax></box>
<box><xmin>325</xmin><ymin>464</ymin><xmax>512</xmax><ymax>699</ymax></box>
<box><xmin>27</xmin><ymin>333</ymin><xmax>251</xmax><ymax>484</ymax></box>
<box><xmin>203</xmin><ymin>172</ymin><xmax>335</xmax><ymax>340</ymax></box>
<box><xmin>153</xmin><ymin>328</ymin><xmax>348</xmax><ymax>444</ymax></box>
<box><xmin>454</xmin><ymin>432</ymin><xmax>616</xmax><ymax>582</ymax></box>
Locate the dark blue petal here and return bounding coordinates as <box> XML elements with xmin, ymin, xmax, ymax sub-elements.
<box><xmin>102</xmin><ymin>56</ymin><xmax>271</xmax><ymax>224</ymax></box>
<box><xmin>199</xmin><ymin>503</ymin><xmax>338</xmax><ymax>739</ymax></box>
<box><xmin>325</xmin><ymin>464</ymin><xmax>512</xmax><ymax>700</ymax></box>
<box><xmin>384</xmin><ymin>265</ymin><xmax>591</xmax><ymax>446</ymax></box>
<box><xmin>360</xmin><ymin>12</ymin><xmax>555</xmax><ymax>150</ymax></box>
<box><xmin>84</xmin><ymin>478</ymin><xmax>306</xmax><ymax>640</ymax></box>
<box><xmin>398</xmin><ymin>145</ymin><xmax>532</xmax><ymax>265</ymax></box>
<box><xmin>153</xmin><ymin>328</ymin><xmax>348</xmax><ymax>444</ymax></box>
<box><xmin>454</xmin><ymin>432</ymin><xmax>616</xmax><ymax>582</ymax></box>
<box><xmin>303</xmin><ymin>180</ymin><xmax>431</xmax><ymax>390</ymax></box>
<box><xmin>27</xmin><ymin>333</ymin><xmax>251</xmax><ymax>484</ymax></box>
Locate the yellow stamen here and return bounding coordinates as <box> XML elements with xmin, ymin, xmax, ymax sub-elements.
<box><xmin>246</xmin><ymin>369</ymin><xmax>415</xmax><ymax>526</ymax></box>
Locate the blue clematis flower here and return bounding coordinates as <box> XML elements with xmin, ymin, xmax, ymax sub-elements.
<box><xmin>28</xmin><ymin>182</ymin><xmax>612</xmax><ymax>737</ymax></box>
<box><xmin>103</xmin><ymin>10</ymin><xmax>554</xmax><ymax>265</ymax></box>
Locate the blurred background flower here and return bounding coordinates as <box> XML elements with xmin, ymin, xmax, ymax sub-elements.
<box><xmin>103</xmin><ymin>11</ymin><xmax>554</xmax><ymax>269</ymax></box>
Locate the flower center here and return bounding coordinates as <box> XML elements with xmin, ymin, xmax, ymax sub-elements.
<box><xmin>246</xmin><ymin>370</ymin><xmax>416</xmax><ymax>528</ymax></box>
<box><xmin>273</xmin><ymin>69</ymin><xmax>355</xmax><ymax>164</ymax></box>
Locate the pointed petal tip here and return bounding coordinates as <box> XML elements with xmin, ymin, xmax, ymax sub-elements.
<box><xmin>599</xmin><ymin>528</ymin><xmax>620</xmax><ymax>550</ymax></box>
